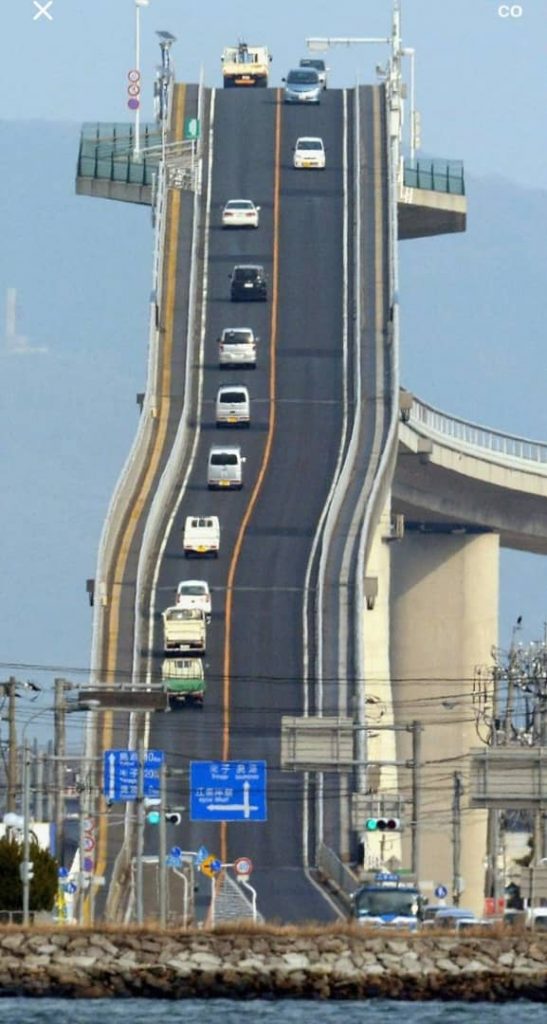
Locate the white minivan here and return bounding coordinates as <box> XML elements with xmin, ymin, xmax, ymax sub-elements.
<box><xmin>218</xmin><ymin>327</ymin><xmax>257</xmax><ymax>368</ymax></box>
<box><xmin>207</xmin><ymin>446</ymin><xmax>246</xmax><ymax>489</ymax></box>
<box><xmin>216</xmin><ymin>385</ymin><xmax>250</xmax><ymax>427</ymax></box>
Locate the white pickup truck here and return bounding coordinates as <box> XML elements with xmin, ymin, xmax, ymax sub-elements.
<box><xmin>221</xmin><ymin>42</ymin><xmax>272</xmax><ymax>88</ymax></box>
<box><xmin>162</xmin><ymin>606</ymin><xmax>206</xmax><ymax>654</ymax></box>
<box><xmin>183</xmin><ymin>515</ymin><xmax>220</xmax><ymax>558</ymax></box>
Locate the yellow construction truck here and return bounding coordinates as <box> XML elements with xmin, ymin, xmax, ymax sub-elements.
<box><xmin>221</xmin><ymin>42</ymin><xmax>272</xmax><ymax>88</ymax></box>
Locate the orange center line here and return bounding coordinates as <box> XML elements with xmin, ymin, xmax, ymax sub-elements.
<box><xmin>220</xmin><ymin>93</ymin><xmax>282</xmax><ymax>864</ymax></box>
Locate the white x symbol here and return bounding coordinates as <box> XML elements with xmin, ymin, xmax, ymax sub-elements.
<box><xmin>33</xmin><ymin>1</ymin><xmax>54</xmax><ymax>20</ymax></box>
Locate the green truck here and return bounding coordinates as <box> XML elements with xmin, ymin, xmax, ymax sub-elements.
<box><xmin>162</xmin><ymin>658</ymin><xmax>206</xmax><ymax>707</ymax></box>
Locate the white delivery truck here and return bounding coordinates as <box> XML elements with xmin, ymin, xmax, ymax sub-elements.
<box><xmin>162</xmin><ymin>606</ymin><xmax>206</xmax><ymax>654</ymax></box>
<box><xmin>221</xmin><ymin>42</ymin><xmax>272</xmax><ymax>88</ymax></box>
<box><xmin>183</xmin><ymin>515</ymin><xmax>220</xmax><ymax>558</ymax></box>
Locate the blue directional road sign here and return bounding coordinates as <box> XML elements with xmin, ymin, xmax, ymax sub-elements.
<box><xmin>190</xmin><ymin>760</ymin><xmax>267</xmax><ymax>822</ymax></box>
<box><xmin>103</xmin><ymin>749</ymin><xmax>164</xmax><ymax>802</ymax></box>
<box><xmin>435</xmin><ymin>884</ymin><xmax>448</xmax><ymax>899</ymax></box>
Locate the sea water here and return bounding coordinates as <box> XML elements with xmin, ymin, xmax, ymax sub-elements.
<box><xmin>0</xmin><ymin>999</ymin><xmax>541</xmax><ymax>1023</ymax></box>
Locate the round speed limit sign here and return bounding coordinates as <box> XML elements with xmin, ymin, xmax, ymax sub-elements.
<box><xmin>128</xmin><ymin>69</ymin><xmax>141</xmax><ymax>83</ymax></box>
<box><xmin>234</xmin><ymin>856</ymin><xmax>253</xmax><ymax>877</ymax></box>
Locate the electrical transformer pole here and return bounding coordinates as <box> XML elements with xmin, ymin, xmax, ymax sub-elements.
<box><xmin>452</xmin><ymin>772</ymin><xmax>463</xmax><ymax>906</ymax></box>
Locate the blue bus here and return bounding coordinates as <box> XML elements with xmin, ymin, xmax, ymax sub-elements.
<box><xmin>352</xmin><ymin>872</ymin><xmax>422</xmax><ymax>928</ymax></box>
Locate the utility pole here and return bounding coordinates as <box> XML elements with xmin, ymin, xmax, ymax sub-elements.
<box><xmin>54</xmin><ymin>678</ymin><xmax>67</xmax><ymax>866</ymax></box>
<box><xmin>411</xmin><ymin>720</ymin><xmax>422</xmax><ymax>882</ymax></box>
<box><xmin>4</xmin><ymin>677</ymin><xmax>18</xmax><ymax>813</ymax></box>
<box><xmin>22</xmin><ymin>741</ymin><xmax>31</xmax><ymax>924</ymax></box>
<box><xmin>159</xmin><ymin>760</ymin><xmax>167</xmax><ymax>927</ymax></box>
<box><xmin>136</xmin><ymin>741</ymin><xmax>145</xmax><ymax>925</ymax></box>
<box><xmin>78</xmin><ymin>756</ymin><xmax>93</xmax><ymax>926</ymax></box>
<box><xmin>452</xmin><ymin>771</ymin><xmax>463</xmax><ymax>906</ymax></box>
<box><xmin>35</xmin><ymin>751</ymin><xmax>44</xmax><ymax>822</ymax></box>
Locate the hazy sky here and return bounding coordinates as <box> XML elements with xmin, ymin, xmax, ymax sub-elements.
<box><xmin>0</xmin><ymin>0</ymin><xmax>545</xmax><ymax>741</ymax></box>
<box><xmin>1</xmin><ymin>0</ymin><xmax>546</xmax><ymax>187</ymax></box>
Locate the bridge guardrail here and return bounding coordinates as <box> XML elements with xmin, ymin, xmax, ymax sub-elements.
<box><xmin>403</xmin><ymin>159</ymin><xmax>465</xmax><ymax>196</ymax></box>
<box><xmin>77</xmin><ymin>122</ymin><xmax>162</xmax><ymax>187</ymax></box>
<box><xmin>409</xmin><ymin>396</ymin><xmax>547</xmax><ymax>469</ymax></box>
<box><xmin>317</xmin><ymin>842</ymin><xmax>357</xmax><ymax>909</ymax></box>
<box><xmin>88</xmin><ymin>162</ymin><xmax>168</xmax><ymax>690</ymax></box>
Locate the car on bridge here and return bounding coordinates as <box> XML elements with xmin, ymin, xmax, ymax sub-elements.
<box><xmin>218</xmin><ymin>328</ymin><xmax>258</xmax><ymax>368</ymax></box>
<box><xmin>229</xmin><ymin>265</ymin><xmax>267</xmax><ymax>302</ymax></box>
<box><xmin>282</xmin><ymin>67</ymin><xmax>322</xmax><ymax>104</ymax></box>
<box><xmin>176</xmin><ymin>579</ymin><xmax>212</xmax><ymax>616</ymax></box>
<box><xmin>208</xmin><ymin>446</ymin><xmax>246</xmax><ymax>490</ymax></box>
<box><xmin>216</xmin><ymin>384</ymin><xmax>251</xmax><ymax>427</ymax></box>
<box><xmin>183</xmin><ymin>516</ymin><xmax>220</xmax><ymax>558</ymax></box>
<box><xmin>221</xmin><ymin>199</ymin><xmax>260</xmax><ymax>229</ymax></box>
<box><xmin>299</xmin><ymin>57</ymin><xmax>328</xmax><ymax>90</ymax></box>
<box><xmin>293</xmin><ymin>137</ymin><xmax>326</xmax><ymax>170</ymax></box>
<box><xmin>162</xmin><ymin>657</ymin><xmax>206</xmax><ymax>707</ymax></box>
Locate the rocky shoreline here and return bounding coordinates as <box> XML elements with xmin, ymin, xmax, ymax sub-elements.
<box><xmin>0</xmin><ymin>927</ymin><xmax>546</xmax><ymax>1001</ymax></box>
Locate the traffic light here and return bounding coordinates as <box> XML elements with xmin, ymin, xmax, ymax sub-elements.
<box><xmin>146</xmin><ymin>810</ymin><xmax>182</xmax><ymax>825</ymax></box>
<box><xmin>145</xmin><ymin>797</ymin><xmax>161</xmax><ymax>824</ymax></box>
<box><xmin>365</xmin><ymin>817</ymin><xmax>401</xmax><ymax>832</ymax></box>
<box><xmin>165</xmin><ymin>812</ymin><xmax>182</xmax><ymax>826</ymax></box>
<box><xmin>19</xmin><ymin>860</ymin><xmax>34</xmax><ymax>882</ymax></box>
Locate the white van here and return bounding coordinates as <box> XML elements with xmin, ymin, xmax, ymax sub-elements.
<box><xmin>183</xmin><ymin>516</ymin><xmax>220</xmax><ymax>557</ymax></box>
<box><xmin>207</xmin><ymin>446</ymin><xmax>246</xmax><ymax>489</ymax></box>
<box><xmin>218</xmin><ymin>327</ymin><xmax>257</xmax><ymax>367</ymax></box>
<box><xmin>216</xmin><ymin>385</ymin><xmax>250</xmax><ymax>427</ymax></box>
<box><xmin>176</xmin><ymin>580</ymin><xmax>212</xmax><ymax>615</ymax></box>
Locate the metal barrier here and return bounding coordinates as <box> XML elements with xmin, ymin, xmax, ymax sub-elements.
<box><xmin>410</xmin><ymin>396</ymin><xmax>547</xmax><ymax>468</ymax></box>
<box><xmin>317</xmin><ymin>842</ymin><xmax>357</xmax><ymax>905</ymax></box>
<box><xmin>88</xmin><ymin>162</ymin><xmax>168</xmax><ymax>691</ymax></box>
<box><xmin>77</xmin><ymin>123</ymin><xmax>162</xmax><ymax>187</ymax></box>
<box><xmin>403</xmin><ymin>159</ymin><xmax>465</xmax><ymax>196</ymax></box>
<box><xmin>0</xmin><ymin>909</ymin><xmax>37</xmax><ymax>924</ymax></box>
<box><xmin>208</xmin><ymin>871</ymin><xmax>261</xmax><ymax>926</ymax></box>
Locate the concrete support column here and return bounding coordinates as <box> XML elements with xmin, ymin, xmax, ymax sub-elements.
<box><xmin>361</xmin><ymin>502</ymin><xmax>401</xmax><ymax>870</ymax></box>
<box><xmin>390</xmin><ymin>530</ymin><xmax>499</xmax><ymax>916</ymax></box>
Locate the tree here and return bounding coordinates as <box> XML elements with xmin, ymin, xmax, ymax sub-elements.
<box><xmin>0</xmin><ymin>834</ymin><xmax>58</xmax><ymax>912</ymax></box>
<box><xmin>514</xmin><ymin>835</ymin><xmax>534</xmax><ymax>868</ymax></box>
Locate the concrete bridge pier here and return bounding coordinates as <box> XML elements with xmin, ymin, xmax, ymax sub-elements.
<box><xmin>389</xmin><ymin>530</ymin><xmax>499</xmax><ymax>915</ymax></box>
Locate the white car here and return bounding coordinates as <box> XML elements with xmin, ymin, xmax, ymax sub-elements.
<box><xmin>218</xmin><ymin>328</ymin><xmax>257</xmax><ymax>368</ymax></box>
<box><xmin>216</xmin><ymin>385</ymin><xmax>250</xmax><ymax>427</ymax></box>
<box><xmin>299</xmin><ymin>57</ymin><xmax>328</xmax><ymax>90</ymax></box>
<box><xmin>222</xmin><ymin>199</ymin><xmax>260</xmax><ymax>228</ymax></box>
<box><xmin>293</xmin><ymin>137</ymin><xmax>326</xmax><ymax>170</ymax></box>
<box><xmin>176</xmin><ymin>580</ymin><xmax>212</xmax><ymax>616</ymax></box>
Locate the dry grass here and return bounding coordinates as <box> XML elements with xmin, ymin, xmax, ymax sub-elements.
<box><xmin>0</xmin><ymin>919</ymin><xmax>541</xmax><ymax>941</ymax></box>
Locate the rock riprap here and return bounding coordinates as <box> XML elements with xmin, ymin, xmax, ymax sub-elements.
<box><xmin>0</xmin><ymin>927</ymin><xmax>545</xmax><ymax>1000</ymax></box>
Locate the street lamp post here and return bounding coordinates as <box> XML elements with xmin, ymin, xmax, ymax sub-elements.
<box><xmin>133</xmin><ymin>0</ymin><xmax>150</xmax><ymax>160</ymax></box>
<box><xmin>155</xmin><ymin>30</ymin><xmax>176</xmax><ymax>169</ymax></box>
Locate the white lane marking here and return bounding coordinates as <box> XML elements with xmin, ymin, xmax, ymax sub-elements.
<box><xmin>144</xmin><ymin>86</ymin><xmax>216</xmax><ymax>751</ymax></box>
